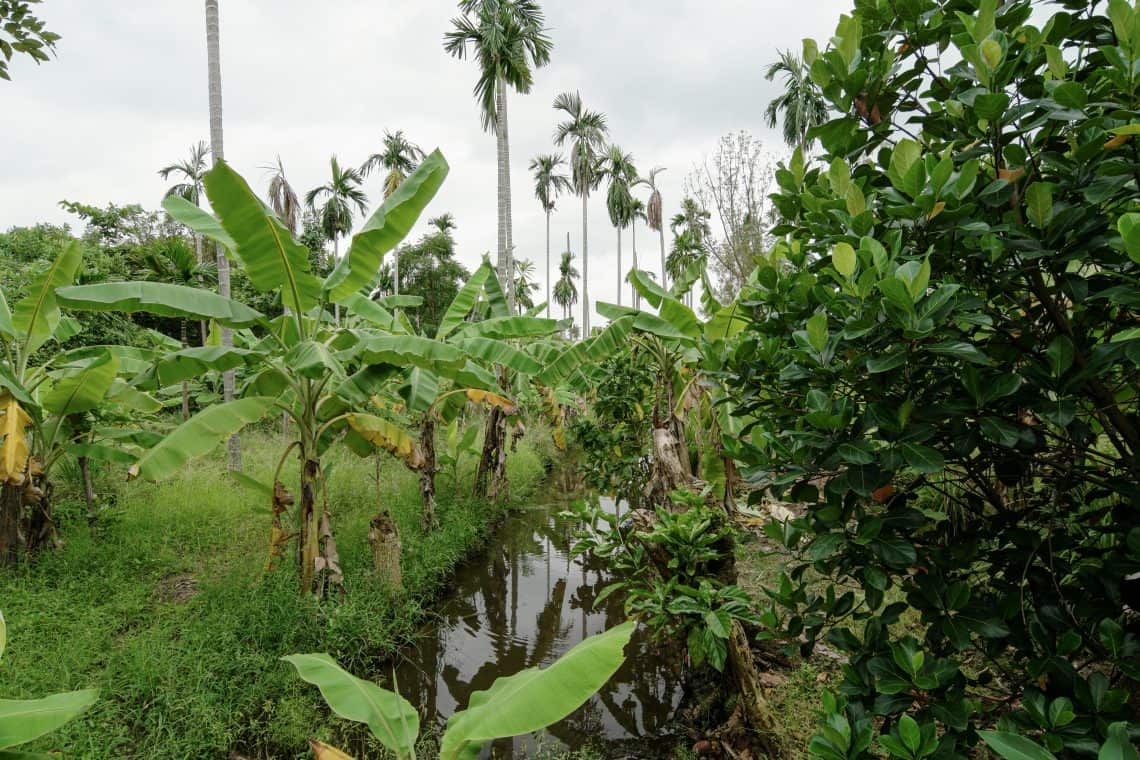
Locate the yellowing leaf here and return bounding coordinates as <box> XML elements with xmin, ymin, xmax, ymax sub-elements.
<box><xmin>309</xmin><ymin>739</ymin><xmax>356</xmax><ymax>760</ymax></box>
<box><xmin>464</xmin><ymin>389</ymin><xmax>518</xmax><ymax>415</ymax></box>
<box><xmin>927</xmin><ymin>201</ymin><xmax>946</xmax><ymax>221</ymax></box>
<box><xmin>1104</xmin><ymin>133</ymin><xmax>1131</xmax><ymax>150</ymax></box>
<box><xmin>346</xmin><ymin>414</ymin><xmax>425</xmax><ymax>470</ymax></box>
<box><xmin>0</xmin><ymin>394</ymin><xmax>32</xmax><ymax>485</ymax></box>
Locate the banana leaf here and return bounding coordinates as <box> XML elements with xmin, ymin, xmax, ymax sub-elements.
<box><xmin>162</xmin><ymin>195</ymin><xmax>237</xmax><ymax>251</ymax></box>
<box><xmin>436</xmin><ymin>262</ymin><xmax>492</xmax><ymax>340</ymax></box>
<box><xmin>454</xmin><ymin>315</ymin><xmax>565</xmax><ymax>341</ymax></box>
<box><xmin>153</xmin><ymin>346</ymin><xmax>263</xmax><ymax>387</ymax></box>
<box><xmin>40</xmin><ymin>350</ymin><xmax>118</xmax><ymax>416</ymax></box>
<box><xmin>326</xmin><ymin>150</ymin><xmax>449</xmax><ymax>303</ymax></box>
<box><xmin>12</xmin><ymin>240</ymin><xmax>83</xmax><ymax>353</ymax></box>
<box><xmin>452</xmin><ymin>338</ymin><xmax>542</xmax><ymax>376</ymax></box>
<box><xmin>439</xmin><ymin>621</ymin><xmax>635</xmax><ymax>759</ymax></box>
<box><xmin>129</xmin><ymin>396</ymin><xmax>277</xmax><ymax>480</ymax></box>
<box><xmin>56</xmin><ymin>282</ymin><xmax>264</xmax><ymax>329</ymax></box>
<box><xmin>204</xmin><ymin>160</ymin><xmax>322</xmax><ymax>312</ymax></box>
<box><xmin>0</xmin><ymin>688</ymin><xmax>99</xmax><ymax>751</ymax></box>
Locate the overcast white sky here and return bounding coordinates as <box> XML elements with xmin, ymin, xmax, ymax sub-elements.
<box><xmin>1</xmin><ymin>0</ymin><xmax>850</xmax><ymax>311</ymax></box>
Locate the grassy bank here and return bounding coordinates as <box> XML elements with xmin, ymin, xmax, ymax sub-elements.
<box><xmin>0</xmin><ymin>425</ymin><xmax>555</xmax><ymax>759</ymax></box>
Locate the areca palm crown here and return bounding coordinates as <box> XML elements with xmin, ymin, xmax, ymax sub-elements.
<box><xmin>764</xmin><ymin>49</ymin><xmax>828</xmax><ymax>154</ymax></box>
<box><xmin>361</xmin><ymin>129</ymin><xmax>425</xmax><ymax>199</ymax></box>
<box><xmin>669</xmin><ymin>197</ymin><xmax>712</xmax><ymax>307</ymax></box>
<box><xmin>553</xmin><ymin>246</ymin><xmax>579</xmax><ymax>329</ymax></box>
<box><xmin>513</xmin><ymin>258</ymin><xmax>540</xmax><ymax>314</ymax></box>
<box><xmin>305</xmin><ymin>157</ymin><xmax>368</xmax><ymax>320</ymax></box>
<box><xmin>264</xmin><ymin>155</ymin><xmax>301</xmax><ymax>234</ymax></box>
<box><xmin>553</xmin><ymin>90</ymin><xmax>608</xmax><ymax>335</ymax></box>
<box><xmin>444</xmin><ymin>0</ymin><xmax>552</xmax><ymax>313</ymax></box>
<box><xmin>638</xmin><ymin>166</ymin><xmax>667</xmax><ymax>288</ymax></box>
<box><xmin>528</xmin><ymin>152</ymin><xmax>570</xmax><ymax>318</ymax></box>
<box><xmin>159</xmin><ymin>141</ymin><xmax>210</xmax><ymax>207</ymax></box>
<box><xmin>603</xmin><ymin>144</ymin><xmax>636</xmax><ymax>307</ymax></box>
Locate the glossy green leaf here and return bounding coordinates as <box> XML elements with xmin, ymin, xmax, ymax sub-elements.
<box><xmin>440</xmin><ymin>621</ymin><xmax>635</xmax><ymax>760</ymax></box>
<box><xmin>0</xmin><ymin>689</ymin><xmax>98</xmax><ymax>750</ymax></box>
<box><xmin>1101</xmin><ymin>722</ymin><xmax>1139</xmax><ymax>760</ymax></box>
<box><xmin>979</xmin><ymin>731</ymin><xmax>1057</xmax><ymax>760</ymax></box>
<box><xmin>327</xmin><ymin>150</ymin><xmax>449</xmax><ymax>302</ymax></box>
<box><xmin>41</xmin><ymin>351</ymin><xmax>118</xmax><ymax>416</ymax></box>
<box><xmin>154</xmin><ymin>346</ymin><xmax>262</xmax><ymax>387</ymax></box>
<box><xmin>283</xmin><ymin>653</ymin><xmax>419</xmax><ymax>758</ymax></box>
<box><xmin>12</xmin><ymin>240</ymin><xmax>82</xmax><ymax>353</ymax></box>
<box><xmin>1026</xmin><ymin>183</ymin><xmax>1054</xmax><ymax>228</ymax></box>
<box><xmin>130</xmin><ymin>397</ymin><xmax>277</xmax><ymax>481</ymax></box>
<box><xmin>57</xmin><ymin>282</ymin><xmax>264</xmax><ymax>329</ymax></box>
<box><xmin>833</xmin><ymin>242</ymin><xmax>857</xmax><ymax>278</ymax></box>
<box><xmin>436</xmin><ymin>263</ymin><xmax>492</xmax><ymax>339</ymax></box>
<box><xmin>204</xmin><ymin>160</ymin><xmax>322</xmax><ymax>312</ymax></box>
<box><xmin>162</xmin><ymin>195</ymin><xmax>236</xmax><ymax>250</ymax></box>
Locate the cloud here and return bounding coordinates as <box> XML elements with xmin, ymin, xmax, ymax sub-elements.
<box><xmin>0</xmin><ymin>0</ymin><xmax>850</xmax><ymax>313</ymax></box>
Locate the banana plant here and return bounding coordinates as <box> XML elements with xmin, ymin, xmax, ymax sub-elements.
<box><xmin>0</xmin><ymin>609</ymin><xmax>99</xmax><ymax>755</ymax></box>
<box><xmin>0</xmin><ymin>241</ymin><xmax>159</xmax><ymax>562</ymax></box>
<box><xmin>58</xmin><ymin>152</ymin><xmax>450</xmax><ymax>595</ymax></box>
<box><xmin>346</xmin><ymin>260</ymin><xmax>566</xmax><ymax>529</ymax></box>
<box><xmin>285</xmin><ymin>619</ymin><xmax>635</xmax><ymax>760</ymax></box>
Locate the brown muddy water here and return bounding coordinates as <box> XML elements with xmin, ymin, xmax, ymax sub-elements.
<box><xmin>387</xmin><ymin>496</ymin><xmax>683</xmax><ymax>758</ymax></box>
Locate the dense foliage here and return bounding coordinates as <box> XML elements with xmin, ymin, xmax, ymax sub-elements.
<box><xmin>725</xmin><ymin>0</ymin><xmax>1140</xmax><ymax>755</ymax></box>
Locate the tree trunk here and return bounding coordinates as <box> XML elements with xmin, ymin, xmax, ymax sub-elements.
<box><xmin>582</xmin><ymin>191</ymin><xmax>590</xmax><ymax>335</ymax></box>
<box><xmin>726</xmin><ymin>619</ymin><xmax>779</xmax><ymax>755</ymax></box>
<box><xmin>180</xmin><ymin>319</ymin><xmax>190</xmax><ymax>421</ymax></box>
<box><xmin>79</xmin><ymin>455</ymin><xmax>96</xmax><ymax>518</ymax></box>
<box><xmin>495</xmin><ymin>74</ymin><xmax>515</xmax><ymax>314</ymax></box>
<box><xmin>474</xmin><ymin>405</ymin><xmax>508</xmax><ymax>502</ymax></box>
<box><xmin>205</xmin><ymin>0</ymin><xmax>240</xmax><ymax>471</ymax></box>
<box><xmin>298</xmin><ymin>457</ymin><xmax>320</xmax><ymax>595</ymax></box>
<box><xmin>419</xmin><ymin>417</ymin><xmax>438</xmax><ymax>530</ymax></box>
<box><xmin>23</xmin><ymin>473</ymin><xmax>54</xmax><ymax>556</ymax></box>
<box><xmin>0</xmin><ymin>482</ymin><xmax>23</xmax><ymax>565</ymax></box>
<box><xmin>545</xmin><ymin>210</ymin><xmax>551</xmax><ymax>319</ymax></box>
<box><xmin>659</xmin><ymin>225</ymin><xmax>667</xmax><ymax>290</ymax></box>
<box><xmin>616</xmin><ymin>225</ymin><xmax>622</xmax><ymax>307</ymax></box>
<box><xmin>368</xmin><ymin>511</ymin><xmax>402</xmax><ymax>589</ymax></box>
<box><xmin>632</xmin><ymin>217</ymin><xmax>640</xmax><ymax>310</ymax></box>
<box><xmin>333</xmin><ymin>237</ymin><xmax>341</xmax><ymax>324</ymax></box>
<box><xmin>194</xmin><ymin>233</ymin><xmax>208</xmax><ymax>345</ymax></box>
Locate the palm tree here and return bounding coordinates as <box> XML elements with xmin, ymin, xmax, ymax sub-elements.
<box><xmin>429</xmin><ymin>212</ymin><xmax>457</xmax><ymax>236</ymax></box>
<box><xmin>764</xmin><ymin>50</ymin><xmax>828</xmax><ymax>154</ymax></box>
<box><xmin>361</xmin><ymin>129</ymin><xmax>425</xmax><ymax>200</ymax></box>
<box><xmin>134</xmin><ymin>238</ymin><xmax>216</xmax><ymax>420</ymax></box>
<box><xmin>553</xmin><ymin>91</ymin><xmax>608</xmax><ymax>335</ymax></box>
<box><xmin>159</xmin><ymin>141</ymin><xmax>211</xmax><ymax>345</ymax></box>
<box><xmin>528</xmin><ymin>153</ymin><xmax>571</xmax><ymax>319</ymax></box>
<box><xmin>670</xmin><ymin>197</ymin><xmax>712</xmax><ymax>307</ymax></box>
<box><xmin>513</xmin><ymin>258</ymin><xmax>540</xmax><ymax>314</ymax></box>
<box><xmin>204</xmin><ymin>0</ymin><xmax>239</xmax><ymax>469</ymax></box>
<box><xmin>629</xmin><ymin>196</ymin><xmax>646</xmax><ymax>309</ymax></box>
<box><xmin>444</xmin><ymin>0</ymin><xmax>552</xmax><ymax>313</ymax></box>
<box><xmin>667</xmin><ymin>231</ymin><xmax>705</xmax><ymax>307</ymax></box>
<box><xmin>553</xmin><ymin>238</ymin><xmax>580</xmax><ymax>332</ymax></box>
<box><xmin>603</xmin><ymin>144</ymin><xmax>637</xmax><ymax>307</ymax></box>
<box><xmin>305</xmin><ymin>156</ymin><xmax>368</xmax><ymax>321</ymax></box>
<box><xmin>638</xmin><ymin>166</ymin><xmax>667</xmax><ymax>289</ymax></box>
<box><xmin>264</xmin><ymin>156</ymin><xmax>301</xmax><ymax>234</ymax></box>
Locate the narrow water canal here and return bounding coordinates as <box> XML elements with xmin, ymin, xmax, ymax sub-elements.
<box><xmin>390</xmin><ymin>496</ymin><xmax>683</xmax><ymax>758</ymax></box>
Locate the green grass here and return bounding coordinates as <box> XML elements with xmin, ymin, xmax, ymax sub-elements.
<box><xmin>0</xmin><ymin>425</ymin><xmax>555</xmax><ymax>759</ymax></box>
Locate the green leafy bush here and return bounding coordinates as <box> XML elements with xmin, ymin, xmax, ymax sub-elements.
<box><xmin>727</xmin><ymin>0</ymin><xmax>1140</xmax><ymax>755</ymax></box>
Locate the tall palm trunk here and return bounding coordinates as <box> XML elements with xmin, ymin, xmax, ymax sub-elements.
<box><xmin>495</xmin><ymin>75</ymin><xmax>515</xmax><ymax>312</ymax></box>
<box><xmin>659</xmin><ymin>226</ymin><xmax>667</xmax><ymax>290</ymax></box>
<box><xmin>545</xmin><ymin>210</ymin><xmax>551</xmax><ymax>319</ymax></box>
<box><xmin>180</xmin><ymin>319</ymin><xmax>190</xmax><ymax>421</ymax></box>
<box><xmin>194</xmin><ymin>233</ymin><xmax>208</xmax><ymax>346</ymax></box>
<box><xmin>333</xmin><ymin>237</ymin><xmax>340</xmax><ymax>324</ymax></box>
<box><xmin>616</xmin><ymin>226</ymin><xmax>622</xmax><ymax>307</ymax></box>
<box><xmin>581</xmin><ymin>191</ymin><xmax>590</xmax><ymax>335</ymax></box>
<box><xmin>632</xmin><ymin>217</ymin><xmax>640</xmax><ymax>309</ymax></box>
<box><xmin>205</xmin><ymin>0</ymin><xmax>241</xmax><ymax>470</ymax></box>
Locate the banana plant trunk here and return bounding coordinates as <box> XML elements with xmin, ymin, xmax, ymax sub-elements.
<box><xmin>296</xmin><ymin>442</ymin><xmax>342</xmax><ymax>596</ymax></box>
<box><xmin>495</xmin><ymin>74</ymin><xmax>515</xmax><ymax>315</ymax></box>
<box><xmin>0</xmin><ymin>482</ymin><xmax>22</xmax><ymax>565</ymax></box>
<box><xmin>474</xmin><ymin>405</ymin><xmax>508</xmax><ymax>503</ymax></box>
<box><xmin>368</xmin><ymin>511</ymin><xmax>402</xmax><ymax>589</ymax></box>
<box><xmin>419</xmin><ymin>416</ymin><xmax>438</xmax><ymax>530</ymax></box>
